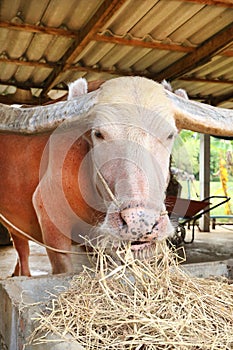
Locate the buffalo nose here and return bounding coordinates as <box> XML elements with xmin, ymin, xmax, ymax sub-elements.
<box><xmin>120</xmin><ymin>207</ymin><xmax>156</xmax><ymax>237</ymax></box>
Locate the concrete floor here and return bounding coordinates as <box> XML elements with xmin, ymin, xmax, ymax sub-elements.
<box><xmin>0</xmin><ymin>242</ymin><xmax>92</xmax><ymax>279</ymax></box>
<box><xmin>0</xmin><ymin>225</ymin><xmax>233</xmax><ymax>279</ymax></box>
<box><xmin>182</xmin><ymin>225</ymin><xmax>233</xmax><ymax>263</ymax></box>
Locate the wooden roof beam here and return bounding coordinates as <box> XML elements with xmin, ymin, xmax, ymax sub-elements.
<box><xmin>93</xmin><ymin>34</ymin><xmax>194</xmax><ymax>52</ymax></box>
<box><xmin>178</xmin><ymin>76</ymin><xmax>233</xmax><ymax>85</ymax></box>
<box><xmin>93</xmin><ymin>33</ymin><xmax>232</xmax><ymax>56</ymax></box>
<box><xmin>0</xmin><ymin>93</ymin><xmax>50</xmax><ymax>105</ymax></box>
<box><xmin>153</xmin><ymin>23</ymin><xmax>233</xmax><ymax>82</ymax></box>
<box><xmin>176</xmin><ymin>0</ymin><xmax>233</xmax><ymax>7</ymax></box>
<box><xmin>0</xmin><ymin>21</ymin><xmax>77</xmax><ymax>37</ymax></box>
<box><xmin>41</xmin><ymin>0</ymin><xmax>128</xmax><ymax>96</ymax></box>
<box><xmin>0</xmin><ymin>57</ymin><xmax>56</xmax><ymax>69</ymax></box>
<box><xmin>0</xmin><ymin>79</ymin><xmax>46</xmax><ymax>90</ymax></box>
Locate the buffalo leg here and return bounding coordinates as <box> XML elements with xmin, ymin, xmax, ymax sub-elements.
<box><xmin>33</xmin><ymin>207</ymin><xmax>73</xmax><ymax>274</ymax></box>
<box><xmin>41</xmin><ymin>219</ymin><xmax>73</xmax><ymax>274</ymax></box>
<box><xmin>10</xmin><ymin>232</ymin><xmax>31</xmax><ymax>276</ymax></box>
<box><xmin>33</xmin><ymin>185</ymin><xmax>73</xmax><ymax>274</ymax></box>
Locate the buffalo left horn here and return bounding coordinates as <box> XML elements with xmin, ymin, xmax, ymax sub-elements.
<box><xmin>0</xmin><ymin>90</ymin><xmax>99</xmax><ymax>135</ymax></box>
<box><xmin>165</xmin><ymin>89</ymin><xmax>233</xmax><ymax>137</ymax></box>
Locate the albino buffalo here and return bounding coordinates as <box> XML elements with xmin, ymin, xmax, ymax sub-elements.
<box><xmin>0</xmin><ymin>76</ymin><xmax>232</xmax><ymax>275</ymax></box>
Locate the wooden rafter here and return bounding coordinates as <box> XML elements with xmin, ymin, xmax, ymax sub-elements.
<box><xmin>0</xmin><ymin>21</ymin><xmax>77</xmax><ymax>37</ymax></box>
<box><xmin>223</xmin><ymin>50</ymin><xmax>233</xmax><ymax>57</ymax></box>
<box><xmin>177</xmin><ymin>0</ymin><xmax>233</xmax><ymax>7</ymax></box>
<box><xmin>153</xmin><ymin>23</ymin><xmax>233</xmax><ymax>82</ymax></box>
<box><xmin>93</xmin><ymin>34</ymin><xmax>194</xmax><ymax>53</ymax></box>
<box><xmin>178</xmin><ymin>77</ymin><xmax>233</xmax><ymax>85</ymax></box>
<box><xmin>0</xmin><ymin>79</ymin><xmax>46</xmax><ymax>90</ymax></box>
<box><xmin>41</xmin><ymin>0</ymin><xmax>128</xmax><ymax>96</ymax></box>
<box><xmin>0</xmin><ymin>94</ymin><xmax>50</xmax><ymax>105</ymax></box>
<box><xmin>93</xmin><ymin>33</ymin><xmax>231</xmax><ymax>56</ymax></box>
<box><xmin>0</xmin><ymin>57</ymin><xmax>56</xmax><ymax>69</ymax></box>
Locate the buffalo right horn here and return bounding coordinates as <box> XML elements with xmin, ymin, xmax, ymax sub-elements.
<box><xmin>165</xmin><ymin>89</ymin><xmax>233</xmax><ymax>137</ymax></box>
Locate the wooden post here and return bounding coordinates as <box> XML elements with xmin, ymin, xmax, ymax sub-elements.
<box><xmin>199</xmin><ymin>134</ymin><xmax>210</xmax><ymax>232</ymax></box>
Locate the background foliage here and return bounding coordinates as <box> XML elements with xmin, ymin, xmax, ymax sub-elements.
<box><xmin>174</xmin><ymin>131</ymin><xmax>233</xmax><ymax>182</ymax></box>
<box><xmin>172</xmin><ymin>131</ymin><xmax>233</xmax><ymax>215</ymax></box>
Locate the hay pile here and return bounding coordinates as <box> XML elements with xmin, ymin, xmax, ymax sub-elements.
<box><xmin>28</xmin><ymin>242</ymin><xmax>233</xmax><ymax>349</ymax></box>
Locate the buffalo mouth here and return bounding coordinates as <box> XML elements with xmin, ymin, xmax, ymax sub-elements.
<box><xmin>130</xmin><ymin>240</ymin><xmax>152</xmax><ymax>251</ymax></box>
<box><xmin>128</xmin><ymin>239</ymin><xmax>159</xmax><ymax>260</ymax></box>
<box><xmin>129</xmin><ymin>240</ymin><xmax>157</xmax><ymax>260</ymax></box>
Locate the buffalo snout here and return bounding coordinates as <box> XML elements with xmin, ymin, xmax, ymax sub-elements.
<box><xmin>116</xmin><ymin>206</ymin><xmax>173</xmax><ymax>243</ymax></box>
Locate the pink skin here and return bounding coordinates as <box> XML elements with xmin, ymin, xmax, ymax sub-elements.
<box><xmin>102</xmin><ymin>207</ymin><xmax>173</xmax><ymax>249</ymax></box>
<box><xmin>95</xmin><ymin>148</ymin><xmax>174</xmax><ymax>248</ymax></box>
<box><xmin>11</xmin><ymin>232</ymin><xmax>31</xmax><ymax>276</ymax></box>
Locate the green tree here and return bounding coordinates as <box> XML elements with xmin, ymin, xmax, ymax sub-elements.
<box><xmin>173</xmin><ymin>132</ymin><xmax>233</xmax><ymax>181</ymax></box>
<box><xmin>172</xmin><ymin>131</ymin><xmax>199</xmax><ymax>179</ymax></box>
<box><xmin>211</xmin><ymin>137</ymin><xmax>233</xmax><ymax>181</ymax></box>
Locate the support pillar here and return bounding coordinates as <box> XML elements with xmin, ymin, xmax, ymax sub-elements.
<box><xmin>199</xmin><ymin>134</ymin><xmax>210</xmax><ymax>232</ymax></box>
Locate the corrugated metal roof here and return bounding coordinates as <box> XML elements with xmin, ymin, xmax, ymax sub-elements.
<box><xmin>0</xmin><ymin>0</ymin><xmax>232</xmax><ymax>108</ymax></box>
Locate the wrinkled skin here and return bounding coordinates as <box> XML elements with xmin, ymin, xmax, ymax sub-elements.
<box><xmin>0</xmin><ymin>77</ymin><xmax>176</xmax><ymax>275</ymax></box>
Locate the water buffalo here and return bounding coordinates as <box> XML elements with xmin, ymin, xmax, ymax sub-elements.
<box><xmin>0</xmin><ymin>76</ymin><xmax>232</xmax><ymax>275</ymax></box>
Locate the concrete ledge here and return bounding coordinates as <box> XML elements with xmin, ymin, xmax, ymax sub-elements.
<box><xmin>0</xmin><ymin>274</ymin><xmax>74</xmax><ymax>350</ymax></box>
<box><xmin>182</xmin><ymin>259</ymin><xmax>233</xmax><ymax>279</ymax></box>
<box><xmin>0</xmin><ymin>260</ymin><xmax>233</xmax><ymax>349</ymax></box>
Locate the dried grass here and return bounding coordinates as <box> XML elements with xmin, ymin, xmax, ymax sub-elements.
<box><xmin>28</xmin><ymin>242</ymin><xmax>233</xmax><ymax>349</ymax></box>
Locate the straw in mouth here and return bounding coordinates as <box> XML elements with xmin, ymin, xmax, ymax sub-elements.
<box><xmin>130</xmin><ymin>241</ymin><xmax>152</xmax><ymax>251</ymax></box>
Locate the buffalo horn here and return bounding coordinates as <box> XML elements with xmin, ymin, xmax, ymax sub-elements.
<box><xmin>0</xmin><ymin>90</ymin><xmax>98</xmax><ymax>134</ymax></box>
<box><xmin>166</xmin><ymin>89</ymin><xmax>233</xmax><ymax>137</ymax></box>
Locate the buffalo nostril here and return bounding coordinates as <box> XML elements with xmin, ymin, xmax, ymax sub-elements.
<box><xmin>122</xmin><ymin>219</ymin><xmax>127</xmax><ymax>227</ymax></box>
<box><xmin>145</xmin><ymin>221</ymin><xmax>159</xmax><ymax>235</ymax></box>
<box><xmin>119</xmin><ymin>215</ymin><xmax>128</xmax><ymax>228</ymax></box>
<box><xmin>151</xmin><ymin>221</ymin><xmax>159</xmax><ymax>230</ymax></box>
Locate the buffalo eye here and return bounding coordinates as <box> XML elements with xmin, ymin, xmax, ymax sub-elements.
<box><xmin>167</xmin><ymin>132</ymin><xmax>174</xmax><ymax>140</ymax></box>
<box><xmin>94</xmin><ymin>130</ymin><xmax>104</xmax><ymax>140</ymax></box>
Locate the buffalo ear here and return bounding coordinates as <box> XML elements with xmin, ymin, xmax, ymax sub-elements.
<box><xmin>68</xmin><ymin>78</ymin><xmax>88</xmax><ymax>100</ymax></box>
<box><xmin>161</xmin><ymin>79</ymin><xmax>189</xmax><ymax>100</ymax></box>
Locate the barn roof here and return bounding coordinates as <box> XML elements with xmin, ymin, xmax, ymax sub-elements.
<box><xmin>0</xmin><ymin>0</ymin><xmax>232</xmax><ymax>108</ymax></box>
